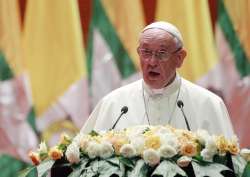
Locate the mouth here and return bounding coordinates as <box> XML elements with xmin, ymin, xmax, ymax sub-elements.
<box><xmin>148</xmin><ymin>71</ymin><xmax>161</xmax><ymax>78</ymax></box>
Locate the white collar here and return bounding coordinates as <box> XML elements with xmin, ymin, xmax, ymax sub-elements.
<box><xmin>143</xmin><ymin>74</ymin><xmax>181</xmax><ymax>97</ymax></box>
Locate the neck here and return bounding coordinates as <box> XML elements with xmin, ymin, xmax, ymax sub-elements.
<box><xmin>162</xmin><ymin>73</ymin><xmax>176</xmax><ymax>89</ymax></box>
<box><xmin>143</xmin><ymin>73</ymin><xmax>181</xmax><ymax>97</ymax></box>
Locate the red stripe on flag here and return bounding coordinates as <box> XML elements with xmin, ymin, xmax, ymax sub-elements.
<box><xmin>142</xmin><ymin>0</ymin><xmax>157</xmax><ymax>25</ymax></box>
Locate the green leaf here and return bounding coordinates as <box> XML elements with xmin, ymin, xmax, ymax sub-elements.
<box><xmin>69</xmin><ymin>158</ymin><xmax>89</xmax><ymax>177</ymax></box>
<box><xmin>18</xmin><ymin>166</ymin><xmax>37</xmax><ymax>177</ymax></box>
<box><xmin>192</xmin><ymin>161</ymin><xmax>231</xmax><ymax>177</ymax></box>
<box><xmin>242</xmin><ymin>162</ymin><xmax>250</xmax><ymax>177</ymax></box>
<box><xmin>118</xmin><ymin>156</ymin><xmax>135</xmax><ymax>169</ymax></box>
<box><xmin>81</xmin><ymin>159</ymin><xmax>122</xmax><ymax>177</ymax></box>
<box><xmin>106</xmin><ymin>157</ymin><xmax>120</xmax><ymax>167</ymax></box>
<box><xmin>88</xmin><ymin>130</ymin><xmax>99</xmax><ymax>137</ymax></box>
<box><xmin>213</xmin><ymin>154</ymin><xmax>227</xmax><ymax>165</ymax></box>
<box><xmin>142</xmin><ymin>127</ymin><xmax>150</xmax><ymax>134</ymax></box>
<box><xmin>80</xmin><ymin>159</ymin><xmax>101</xmax><ymax>177</ymax></box>
<box><xmin>97</xmin><ymin>160</ymin><xmax>122</xmax><ymax>177</ymax></box>
<box><xmin>151</xmin><ymin>160</ymin><xmax>187</xmax><ymax>177</ymax></box>
<box><xmin>192</xmin><ymin>155</ymin><xmax>211</xmax><ymax>166</ymax></box>
<box><xmin>193</xmin><ymin>155</ymin><xmax>203</xmax><ymax>162</ymax></box>
<box><xmin>232</xmin><ymin>155</ymin><xmax>247</xmax><ymax>176</ymax></box>
<box><xmin>57</xmin><ymin>144</ymin><xmax>68</xmax><ymax>151</ymax></box>
<box><xmin>128</xmin><ymin>159</ymin><xmax>148</xmax><ymax>177</ymax></box>
<box><xmin>37</xmin><ymin>160</ymin><xmax>55</xmax><ymax>177</ymax></box>
<box><xmin>80</xmin><ymin>166</ymin><xmax>96</xmax><ymax>177</ymax></box>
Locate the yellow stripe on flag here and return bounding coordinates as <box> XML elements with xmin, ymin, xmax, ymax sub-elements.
<box><xmin>223</xmin><ymin>0</ymin><xmax>250</xmax><ymax>61</ymax></box>
<box><xmin>0</xmin><ymin>0</ymin><xmax>38</xmax><ymax>160</ymax></box>
<box><xmin>156</xmin><ymin>0</ymin><xmax>218</xmax><ymax>82</ymax></box>
<box><xmin>101</xmin><ymin>0</ymin><xmax>145</xmax><ymax>69</ymax></box>
<box><xmin>0</xmin><ymin>0</ymin><xmax>23</xmax><ymax>75</ymax></box>
<box><xmin>23</xmin><ymin>0</ymin><xmax>86</xmax><ymax>116</ymax></box>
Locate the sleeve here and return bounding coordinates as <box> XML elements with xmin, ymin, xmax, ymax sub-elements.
<box><xmin>200</xmin><ymin>95</ymin><xmax>235</xmax><ymax>138</ymax></box>
<box><xmin>80</xmin><ymin>99</ymin><xmax>104</xmax><ymax>134</ymax></box>
<box><xmin>218</xmin><ymin>99</ymin><xmax>235</xmax><ymax>138</ymax></box>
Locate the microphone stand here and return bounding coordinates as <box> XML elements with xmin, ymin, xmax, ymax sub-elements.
<box><xmin>177</xmin><ymin>100</ymin><xmax>191</xmax><ymax>131</ymax></box>
<box><xmin>110</xmin><ymin>106</ymin><xmax>128</xmax><ymax>130</ymax></box>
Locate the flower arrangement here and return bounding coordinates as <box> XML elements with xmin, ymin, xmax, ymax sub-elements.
<box><xmin>20</xmin><ymin>125</ymin><xmax>250</xmax><ymax>177</ymax></box>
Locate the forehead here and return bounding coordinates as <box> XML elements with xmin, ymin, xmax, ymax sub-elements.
<box><xmin>139</xmin><ymin>28</ymin><xmax>176</xmax><ymax>48</ymax></box>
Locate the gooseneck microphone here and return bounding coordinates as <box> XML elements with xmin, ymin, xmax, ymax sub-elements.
<box><xmin>110</xmin><ymin>106</ymin><xmax>128</xmax><ymax>130</ymax></box>
<box><xmin>177</xmin><ymin>100</ymin><xmax>191</xmax><ymax>131</ymax></box>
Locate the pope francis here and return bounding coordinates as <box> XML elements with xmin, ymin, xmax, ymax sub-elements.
<box><xmin>81</xmin><ymin>21</ymin><xmax>234</xmax><ymax>138</ymax></box>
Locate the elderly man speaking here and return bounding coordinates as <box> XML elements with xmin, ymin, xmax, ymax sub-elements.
<box><xmin>81</xmin><ymin>21</ymin><xmax>234</xmax><ymax>138</ymax></box>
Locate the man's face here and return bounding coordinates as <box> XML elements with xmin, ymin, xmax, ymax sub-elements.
<box><xmin>138</xmin><ymin>28</ymin><xmax>185</xmax><ymax>89</ymax></box>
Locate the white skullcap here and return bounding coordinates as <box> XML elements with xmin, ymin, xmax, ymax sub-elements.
<box><xmin>142</xmin><ymin>21</ymin><xmax>183</xmax><ymax>46</ymax></box>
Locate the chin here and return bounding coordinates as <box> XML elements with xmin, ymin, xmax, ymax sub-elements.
<box><xmin>145</xmin><ymin>79</ymin><xmax>165</xmax><ymax>89</ymax></box>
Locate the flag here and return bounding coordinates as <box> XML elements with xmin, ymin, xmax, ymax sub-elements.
<box><xmin>0</xmin><ymin>0</ymin><xmax>38</xmax><ymax>175</ymax></box>
<box><xmin>216</xmin><ymin>0</ymin><xmax>250</xmax><ymax>147</ymax></box>
<box><xmin>156</xmin><ymin>0</ymin><xmax>218</xmax><ymax>82</ymax></box>
<box><xmin>156</xmin><ymin>0</ymin><xmax>250</xmax><ymax>147</ymax></box>
<box><xmin>88</xmin><ymin>0</ymin><xmax>144</xmax><ymax>107</ymax></box>
<box><xmin>22</xmin><ymin>0</ymin><xmax>89</xmax><ymax>145</ymax></box>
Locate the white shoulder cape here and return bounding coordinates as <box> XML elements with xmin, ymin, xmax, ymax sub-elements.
<box><xmin>81</xmin><ymin>77</ymin><xmax>234</xmax><ymax>138</ymax></box>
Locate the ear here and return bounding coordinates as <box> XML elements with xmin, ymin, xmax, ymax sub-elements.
<box><xmin>175</xmin><ymin>48</ymin><xmax>186</xmax><ymax>68</ymax></box>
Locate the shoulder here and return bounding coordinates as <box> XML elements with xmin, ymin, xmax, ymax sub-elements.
<box><xmin>102</xmin><ymin>79</ymin><xmax>143</xmax><ymax>102</ymax></box>
<box><xmin>182</xmin><ymin>78</ymin><xmax>223</xmax><ymax>103</ymax></box>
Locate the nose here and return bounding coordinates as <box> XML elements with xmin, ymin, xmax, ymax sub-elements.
<box><xmin>147</xmin><ymin>54</ymin><xmax>158</xmax><ymax>66</ymax></box>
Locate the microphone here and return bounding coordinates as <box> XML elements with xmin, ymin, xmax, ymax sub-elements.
<box><xmin>177</xmin><ymin>100</ymin><xmax>191</xmax><ymax>131</ymax></box>
<box><xmin>110</xmin><ymin>106</ymin><xmax>128</xmax><ymax>130</ymax></box>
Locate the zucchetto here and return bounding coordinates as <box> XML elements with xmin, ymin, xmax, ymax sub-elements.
<box><xmin>142</xmin><ymin>21</ymin><xmax>183</xmax><ymax>46</ymax></box>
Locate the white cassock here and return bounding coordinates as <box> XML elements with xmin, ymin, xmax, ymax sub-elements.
<box><xmin>81</xmin><ymin>74</ymin><xmax>234</xmax><ymax>138</ymax></box>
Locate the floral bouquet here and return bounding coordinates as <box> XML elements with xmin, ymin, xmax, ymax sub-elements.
<box><xmin>20</xmin><ymin>125</ymin><xmax>250</xmax><ymax>177</ymax></box>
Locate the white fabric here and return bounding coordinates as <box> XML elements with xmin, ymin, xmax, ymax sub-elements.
<box><xmin>0</xmin><ymin>75</ymin><xmax>38</xmax><ymax>161</ymax></box>
<box><xmin>81</xmin><ymin>74</ymin><xmax>234</xmax><ymax>138</ymax></box>
<box><xmin>142</xmin><ymin>21</ymin><xmax>183</xmax><ymax>46</ymax></box>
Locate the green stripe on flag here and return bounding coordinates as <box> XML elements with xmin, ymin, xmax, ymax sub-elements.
<box><xmin>218</xmin><ymin>0</ymin><xmax>250</xmax><ymax>77</ymax></box>
<box><xmin>87</xmin><ymin>0</ymin><xmax>136</xmax><ymax>82</ymax></box>
<box><xmin>0</xmin><ymin>154</ymin><xmax>35</xmax><ymax>177</ymax></box>
<box><xmin>27</xmin><ymin>107</ymin><xmax>39</xmax><ymax>135</ymax></box>
<box><xmin>0</xmin><ymin>51</ymin><xmax>14</xmax><ymax>81</ymax></box>
<box><xmin>0</xmin><ymin>51</ymin><xmax>38</xmax><ymax>134</ymax></box>
<box><xmin>86</xmin><ymin>19</ymin><xmax>94</xmax><ymax>82</ymax></box>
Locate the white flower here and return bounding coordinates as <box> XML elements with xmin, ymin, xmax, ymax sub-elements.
<box><xmin>158</xmin><ymin>144</ymin><xmax>177</xmax><ymax>158</ymax></box>
<box><xmin>143</xmin><ymin>148</ymin><xmax>160</xmax><ymax>166</ymax></box>
<box><xmin>80</xmin><ymin>139</ymin><xmax>89</xmax><ymax>151</ymax></box>
<box><xmin>86</xmin><ymin>141</ymin><xmax>101</xmax><ymax>159</ymax></box>
<box><xmin>155</xmin><ymin>126</ymin><xmax>172</xmax><ymax>134</ymax></box>
<box><xmin>159</xmin><ymin>133</ymin><xmax>179</xmax><ymax>150</ymax></box>
<box><xmin>99</xmin><ymin>141</ymin><xmax>114</xmax><ymax>159</ymax></box>
<box><xmin>200</xmin><ymin>149</ymin><xmax>214</xmax><ymax>162</ymax></box>
<box><xmin>38</xmin><ymin>141</ymin><xmax>47</xmax><ymax>154</ymax></box>
<box><xmin>177</xmin><ymin>156</ymin><xmax>192</xmax><ymax>167</ymax></box>
<box><xmin>130</xmin><ymin>135</ymin><xmax>145</xmax><ymax>155</ymax></box>
<box><xmin>72</xmin><ymin>132</ymin><xmax>84</xmax><ymax>146</ymax></box>
<box><xmin>205</xmin><ymin>136</ymin><xmax>217</xmax><ymax>154</ymax></box>
<box><xmin>66</xmin><ymin>142</ymin><xmax>80</xmax><ymax>164</ymax></box>
<box><xmin>126</xmin><ymin>125</ymin><xmax>149</xmax><ymax>138</ymax></box>
<box><xmin>120</xmin><ymin>144</ymin><xmax>136</xmax><ymax>158</ymax></box>
<box><xmin>79</xmin><ymin>136</ymin><xmax>90</xmax><ymax>151</ymax></box>
<box><xmin>196</xmin><ymin>129</ymin><xmax>210</xmax><ymax>146</ymax></box>
<box><xmin>240</xmin><ymin>148</ymin><xmax>250</xmax><ymax>162</ymax></box>
<box><xmin>231</xmin><ymin>135</ymin><xmax>239</xmax><ymax>144</ymax></box>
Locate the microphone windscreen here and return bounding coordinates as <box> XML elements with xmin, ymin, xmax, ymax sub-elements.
<box><xmin>121</xmin><ymin>106</ymin><xmax>128</xmax><ymax>113</ymax></box>
<box><xmin>177</xmin><ymin>100</ymin><xmax>184</xmax><ymax>108</ymax></box>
